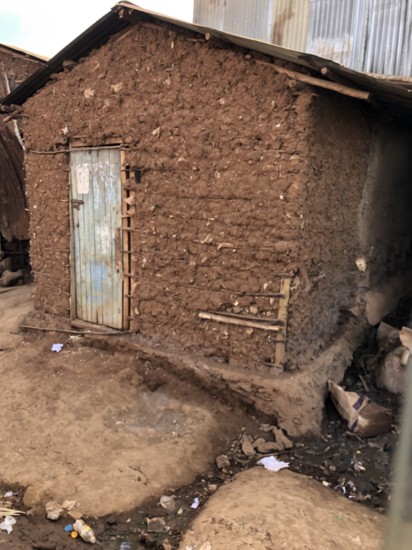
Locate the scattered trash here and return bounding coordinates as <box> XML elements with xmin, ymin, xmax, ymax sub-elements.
<box><xmin>146</xmin><ymin>516</ymin><xmax>167</xmax><ymax>533</ymax></box>
<box><xmin>190</xmin><ymin>497</ymin><xmax>200</xmax><ymax>510</ymax></box>
<box><xmin>119</xmin><ymin>542</ymin><xmax>131</xmax><ymax>550</ymax></box>
<box><xmin>3</xmin><ymin>492</ymin><xmax>14</xmax><ymax>498</ymax></box>
<box><xmin>257</xmin><ymin>456</ymin><xmax>289</xmax><ymax>472</ymax></box>
<box><xmin>73</xmin><ymin>519</ymin><xmax>97</xmax><ymax>543</ymax></box>
<box><xmin>177</xmin><ymin>507</ymin><xmax>184</xmax><ymax>515</ymax></box>
<box><xmin>159</xmin><ymin>495</ymin><xmax>176</xmax><ymax>512</ymax></box>
<box><xmin>64</xmin><ymin>524</ymin><xmax>74</xmax><ymax>532</ymax></box>
<box><xmin>0</xmin><ymin>515</ymin><xmax>16</xmax><ymax>534</ymax></box>
<box><xmin>0</xmin><ymin>506</ymin><xmax>25</xmax><ymax>518</ymax></box>
<box><xmin>51</xmin><ymin>343</ymin><xmax>64</xmax><ymax>352</ymax></box>
<box><xmin>328</xmin><ymin>380</ymin><xmax>393</xmax><ymax>437</ymax></box>
<box><xmin>71</xmin><ymin>531</ymin><xmax>79</xmax><ymax>539</ymax></box>
<box><xmin>45</xmin><ymin>500</ymin><xmax>64</xmax><ymax>521</ymax></box>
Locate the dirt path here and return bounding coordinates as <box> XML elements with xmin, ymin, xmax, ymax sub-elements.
<box><xmin>0</xmin><ymin>286</ymin><xmax>256</xmax><ymax>548</ymax></box>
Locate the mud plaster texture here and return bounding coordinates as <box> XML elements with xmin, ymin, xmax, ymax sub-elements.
<box><xmin>179</xmin><ymin>468</ymin><xmax>384</xmax><ymax>550</ymax></box>
<box><xmin>21</xmin><ymin>22</ymin><xmax>412</xmax><ymax>432</ymax></box>
<box><xmin>0</xmin><ymin>48</ymin><xmax>44</xmax><ymax>94</ymax></box>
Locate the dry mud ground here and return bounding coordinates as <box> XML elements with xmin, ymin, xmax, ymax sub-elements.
<box><xmin>0</xmin><ymin>286</ymin><xmax>386</xmax><ymax>549</ymax></box>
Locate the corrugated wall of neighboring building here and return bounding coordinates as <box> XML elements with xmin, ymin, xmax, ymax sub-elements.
<box><xmin>193</xmin><ymin>0</ymin><xmax>412</xmax><ymax>76</ymax></box>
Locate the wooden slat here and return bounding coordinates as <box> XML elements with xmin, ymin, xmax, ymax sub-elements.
<box><xmin>120</xmin><ymin>149</ymin><xmax>130</xmax><ymax>330</ymax></box>
<box><xmin>207</xmin><ymin>310</ymin><xmax>283</xmax><ymax>325</ymax></box>
<box><xmin>199</xmin><ymin>311</ymin><xmax>280</xmax><ymax>332</ymax></box>
<box><xmin>274</xmin><ymin>277</ymin><xmax>292</xmax><ymax>366</ymax></box>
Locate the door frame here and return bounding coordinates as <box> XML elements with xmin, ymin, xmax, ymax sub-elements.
<box><xmin>69</xmin><ymin>139</ymin><xmax>135</xmax><ymax>331</ymax></box>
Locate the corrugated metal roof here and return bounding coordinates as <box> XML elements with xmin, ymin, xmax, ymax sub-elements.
<box><xmin>1</xmin><ymin>1</ymin><xmax>412</xmax><ymax>117</ymax></box>
<box><xmin>194</xmin><ymin>0</ymin><xmax>412</xmax><ymax>77</ymax></box>
<box><xmin>0</xmin><ymin>43</ymin><xmax>49</xmax><ymax>63</ymax></box>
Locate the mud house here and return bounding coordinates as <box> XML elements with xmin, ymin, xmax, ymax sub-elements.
<box><xmin>3</xmin><ymin>3</ymin><xmax>412</xmax><ymax>435</ymax></box>
<box><xmin>0</xmin><ymin>44</ymin><xmax>46</xmax><ymax>277</ymax></box>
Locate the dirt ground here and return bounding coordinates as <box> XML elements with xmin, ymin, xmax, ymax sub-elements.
<box><xmin>0</xmin><ymin>286</ymin><xmax>394</xmax><ymax>549</ymax></box>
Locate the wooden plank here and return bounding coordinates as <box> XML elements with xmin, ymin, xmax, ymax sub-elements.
<box><xmin>256</xmin><ymin>60</ymin><xmax>371</xmax><ymax>101</ymax></box>
<box><xmin>207</xmin><ymin>310</ymin><xmax>283</xmax><ymax>325</ymax></box>
<box><xmin>274</xmin><ymin>277</ymin><xmax>291</xmax><ymax>367</ymax></box>
<box><xmin>199</xmin><ymin>311</ymin><xmax>280</xmax><ymax>332</ymax></box>
<box><xmin>120</xmin><ymin>149</ymin><xmax>130</xmax><ymax>330</ymax></box>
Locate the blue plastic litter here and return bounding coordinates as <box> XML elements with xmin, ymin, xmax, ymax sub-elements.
<box><xmin>64</xmin><ymin>524</ymin><xmax>74</xmax><ymax>532</ymax></box>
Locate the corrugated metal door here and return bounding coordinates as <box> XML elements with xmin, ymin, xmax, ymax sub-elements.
<box><xmin>70</xmin><ymin>148</ymin><xmax>123</xmax><ymax>329</ymax></box>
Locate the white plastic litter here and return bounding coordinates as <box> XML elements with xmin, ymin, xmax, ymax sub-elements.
<box><xmin>51</xmin><ymin>343</ymin><xmax>64</xmax><ymax>352</ymax></box>
<box><xmin>257</xmin><ymin>456</ymin><xmax>289</xmax><ymax>472</ymax></box>
<box><xmin>0</xmin><ymin>516</ymin><xmax>16</xmax><ymax>534</ymax></box>
<box><xmin>190</xmin><ymin>497</ymin><xmax>200</xmax><ymax>510</ymax></box>
<box><xmin>3</xmin><ymin>491</ymin><xmax>14</xmax><ymax>498</ymax></box>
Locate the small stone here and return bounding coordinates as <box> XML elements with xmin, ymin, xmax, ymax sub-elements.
<box><xmin>45</xmin><ymin>500</ymin><xmax>63</xmax><ymax>521</ymax></box>
<box><xmin>260</xmin><ymin>424</ymin><xmax>276</xmax><ymax>433</ymax></box>
<box><xmin>159</xmin><ymin>495</ymin><xmax>176</xmax><ymax>512</ymax></box>
<box><xmin>146</xmin><ymin>517</ymin><xmax>167</xmax><ymax>533</ymax></box>
<box><xmin>62</xmin><ymin>500</ymin><xmax>76</xmax><ymax>511</ymax></box>
<box><xmin>208</xmin><ymin>484</ymin><xmax>218</xmax><ymax>493</ymax></box>
<box><xmin>252</xmin><ymin>437</ymin><xmax>266</xmax><ymax>449</ymax></box>
<box><xmin>241</xmin><ymin>434</ymin><xmax>256</xmax><ymax>456</ymax></box>
<box><xmin>256</xmin><ymin>440</ymin><xmax>283</xmax><ymax>454</ymax></box>
<box><xmin>162</xmin><ymin>539</ymin><xmax>173</xmax><ymax>550</ymax></box>
<box><xmin>272</xmin><ymin>428</ymin><xmax>293</xmax><ymax>450</ymax></box>
<box><xmin>199</xmin><ymin>542</ymin><xmax>212</xmax><ymax>550</ymax></box>
<box><xmin>216</xmin><ymin>455</ymin><xmax>230</xmax><ymax>470</ymax></box>
<box><xmin>68</xmin><ymin>510</ymin><xmax>83</xmax><ymax>520</ymax></box>
<box><xmin>83</xmin><ymin>88</ymin><xmax>94</xmax><ymax>99</ymax></box>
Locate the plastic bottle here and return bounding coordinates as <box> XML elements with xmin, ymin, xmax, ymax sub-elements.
<box><xmin>73</xmin><ymin>519</ymin><xmax>97</xmax><ymax>544</ymax></box>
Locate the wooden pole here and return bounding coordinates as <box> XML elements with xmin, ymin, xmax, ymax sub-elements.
<box><xmin>256</xmin><ymin>60</ymin><xmax>371</xmax><ymax>101</ymax></box>
<box><xmin>199</xmin><ymin>311</ymin><xmax>280</xmax><ymax>332</ymax></box>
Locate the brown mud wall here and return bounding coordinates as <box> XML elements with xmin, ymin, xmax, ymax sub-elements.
<box><xmin>23</xmin><ymin>21</ymin><xmax>391</xmax><ymax>374</ymax></box>
<box><xmin>0</xmin><ymin>49</ymin><xmax>43</xmax><ymax>94</ymax></box>
<box><xmin>286</xmin><ymin>94</ymin><xmax>371</xmax><ymax>362</ymax></box>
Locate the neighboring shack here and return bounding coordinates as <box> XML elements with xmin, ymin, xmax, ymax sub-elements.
<box><xmin>0</xmin><ymin>44</ymin><xmax>46</xmax><ymax>277</ymax></box>
<box><xmin>3</xmin><ymin>3</ymin><xmax>412</xmax><ymax>434</ymax></box>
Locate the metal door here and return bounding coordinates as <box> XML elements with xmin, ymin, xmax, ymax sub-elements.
<box><xmin>70</xmin><ymin>148</ymin><xmax>123</xmax><ymax>329</ymax></box>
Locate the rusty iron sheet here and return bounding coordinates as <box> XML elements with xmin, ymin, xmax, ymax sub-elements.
<box><xmin>0</xmin><ymin>109</ymin><xmax>28</xmax><ymax>241</ymax></box>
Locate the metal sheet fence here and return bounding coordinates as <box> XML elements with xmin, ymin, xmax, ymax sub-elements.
<box><xmin>193</xmin><ymin>0</ymin><xmax>412</xmax><ymax>76</ymax></box>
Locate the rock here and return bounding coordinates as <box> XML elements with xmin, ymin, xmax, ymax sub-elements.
<box><xmin>256</xmin><ymin>440</ymin><xmax>283</xmax><ymax>453</ymax></box>
<box><xmin>199</xmin><ymin>543</ymin><xmax>212</xmax><ymax>550</ymax></box>
<box><xmin>179</xmin><ymin>469</ymin><xmax>383</xmax><ymax>550</ymax></box>
<box><xmin>62</xmin><ymin>500</ymin><xmax>77</xmax><ymax>511</ymax></box>
<box><xmin>375</xmin><ymin>346</ymin><xmax>406</xmax><ymax>395</ymax></box>
<box><xmin>146</xmin><ymin>517</ymin><xmax>167</xmax><ymax>533</ymax></box>
<box><xmin>252</xmin><ymin>437</ymin><xmax>266</xmax><ymax>449</ymax></box>
<box><xmin>259</xmin><ymin>424</ymin><xmax>276</xmax><ymax>433</ymax></box>
<box><xmin>272</xmin><ymin>427</ymin><xmax>293</xmax><ymax>450</ymax></box>
<box><xmin>207</xmin><ymin>484</ymin><xmax>218</xmax><ymax>493</ymax></box>
<box><xmin>68</xmin><ymin>510</ymin><xmax>83</xmax><ymax>520</ymax></box>
<box><xmin>159</xmin><ymin>495</ymin><xmax>176</xmax><ymax>512</ymax></box>
<box><xmin>0</xmin><ymin>269</ymin><xmax>23</xmax><ymax>287</ymax></box>
<box><xmin>45</xmin><ymin>500</ymin><xmax>63</xmax><ymax>521</ymax></box>
<box><xmin>215</xmin><ymin>455</ymin><xmax>230</xmax><ymax>471</ymax></box>
<box><xmin>241</xmin><ymin>434</ymin><xmax>256</xmax><ymax>456</ymax></box>
<box><xmin>377</xmin><ymin>322</ymin><xmax>400</xmax><ymax>349</ymax></box>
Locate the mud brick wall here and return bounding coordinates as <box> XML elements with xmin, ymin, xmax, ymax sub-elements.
<box><xmin>22</xmin><ymin>22</ymin><xmax>374</xmax><ymax>371</ymax></box>
<box><xmin>0</xmin><ymin>49</ymin><xmax>43</xmax><ymax>94</ymax></box>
